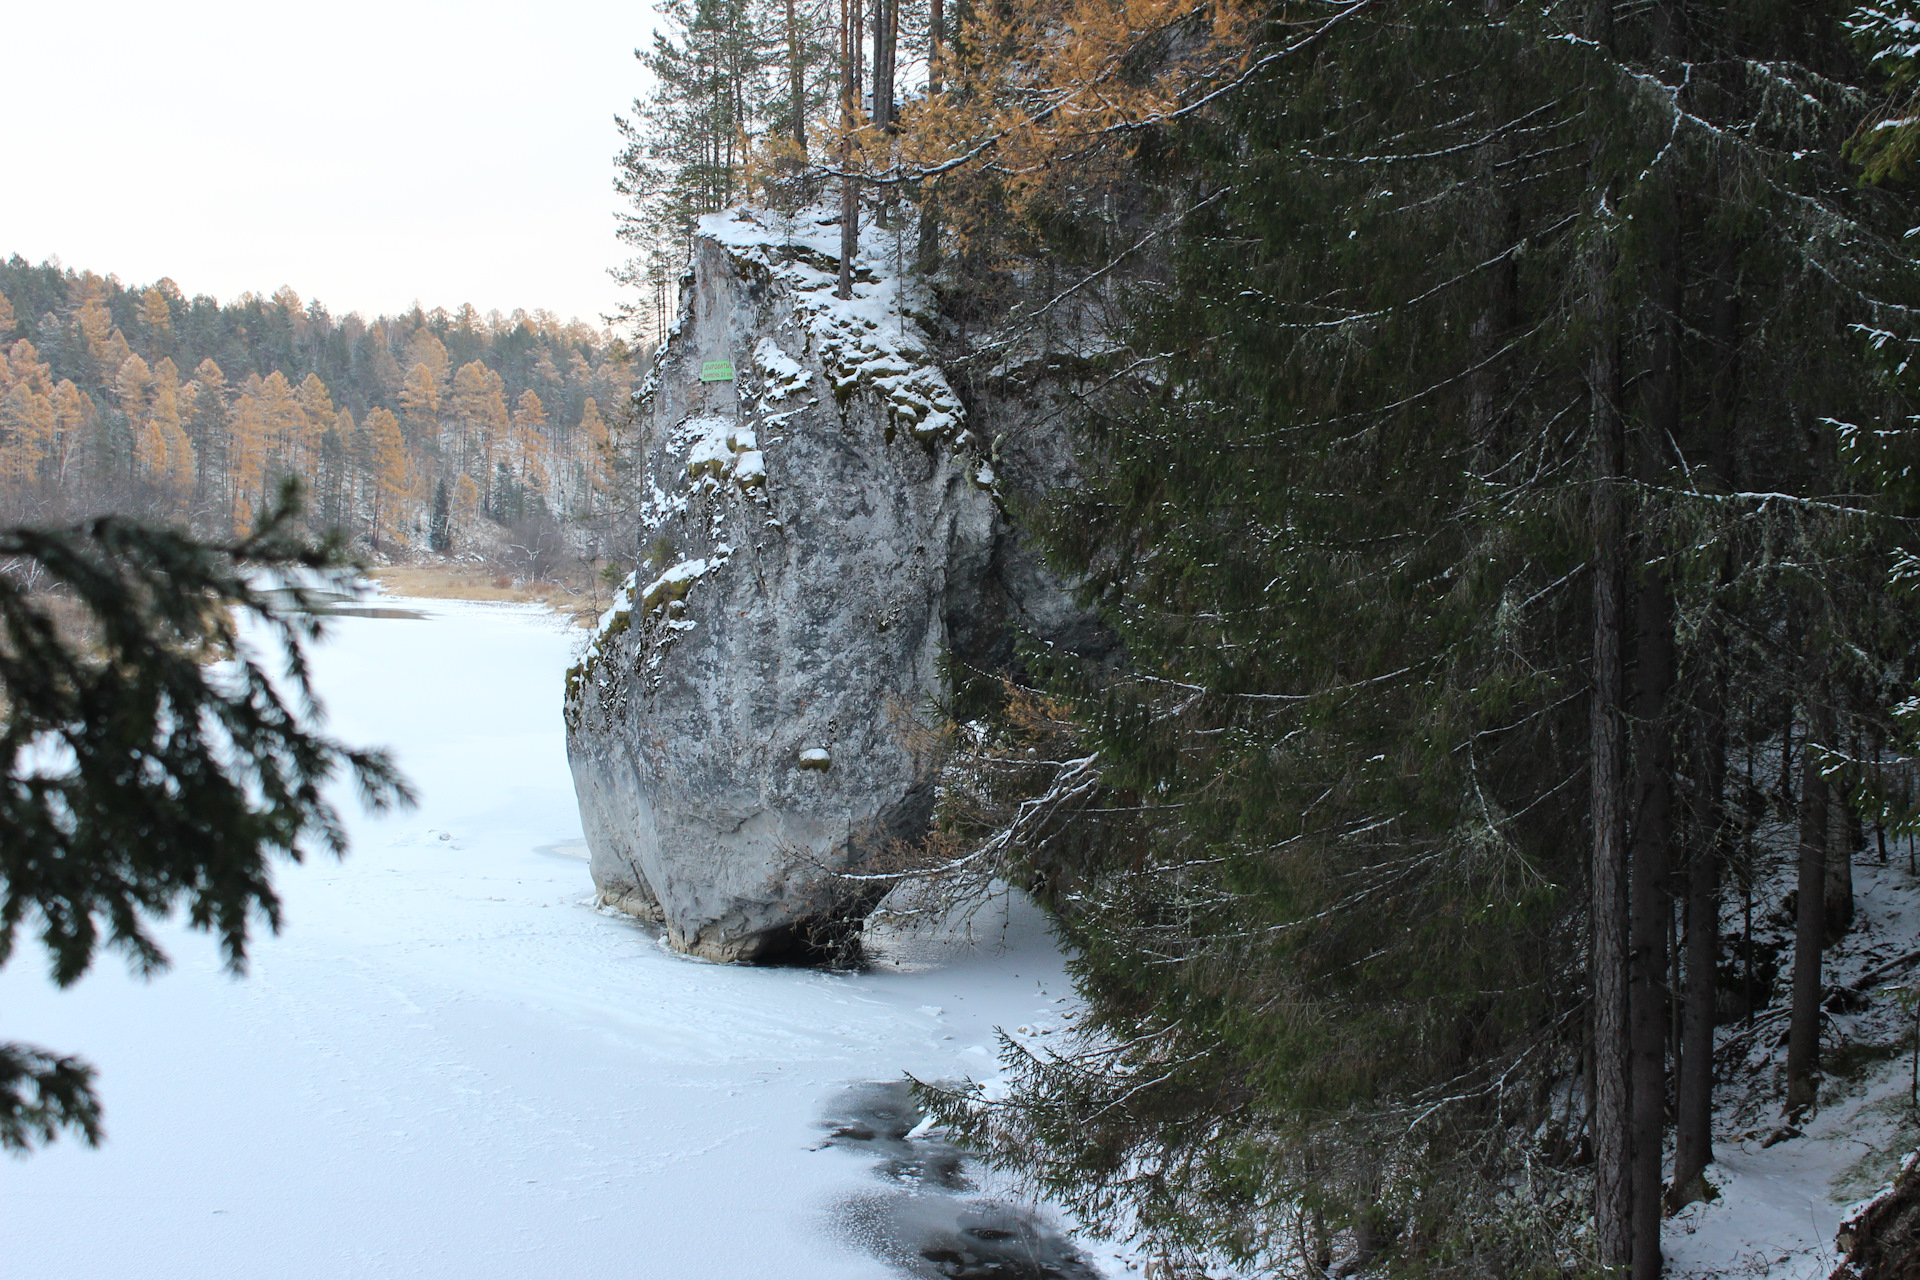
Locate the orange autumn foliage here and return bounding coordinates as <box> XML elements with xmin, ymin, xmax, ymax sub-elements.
<box><xmin>836</xmin><ymin>0</ymin><xmax>1265</xmax><ymax>253</ymax></box>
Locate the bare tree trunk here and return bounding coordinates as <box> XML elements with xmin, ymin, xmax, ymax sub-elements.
<box><xmin>1672</xmin><ymin>255</ymin><xmax>1738</xmax><ymax>1209</ymax></box>
<box><xmin>1590</xmin><ymin>233</ymin><xmax>1631</xmax><ymax>1273</ymax></box>
<box><xmin>887</xmin><ymin>0</ymin><xmax>899</xmax><ymax>117</ymax></box>
<box><xmin>929</xmin><ymin>0</ymin><xmax>944</xmax><ymax>94</ymax></box>
<box><xmin>1787</xmin><ymin>691</ymin><xmax>1834</xmax><ymax>1114</ymax></box>
<box><xmin>1671</xmin><ymin>692</ymin><xmax>1722</xmax><ymax>1208</ymax></box>
<box><xmin>870</xmin><ymin>0</ymin><xmax>898</xmax><ymax>228</ymax></box>
<box><xmin>1629</xmin><ymin>567</ymin><xmax>1673</xmax><ymax>1280</ymax></box>
<box><xmin>837</xmin><ymin>0</ymin><xmax>862</xmax><ymax>299</ymax></box>
<box><xmin>1827</xmin><ymin>764</ymin><xmax>1856</xmax><ymax>941</ymax></box>
<box><xmin>916</xmin><ymin>0</ymin><xmax>947</xmax><ymax>275</ymax></box>
<box><xmin>1584</xmin><ymin>0</ymin><xmax>1629</xmax><ymax>1228</ymax></box>
<box><xmin>1623</xmin><ymin>197</ymin><xmax>1680</xmax><ymax>1276</ymax></box>
<box><xmin>787</xmin><ymin>0</ymin><xmax>806</xmax><ymax>155</ymax></box>
<box><xmin>872</xmin><ymin>0</ymin><xmax>897</xmax><ymax>130</ymax></box>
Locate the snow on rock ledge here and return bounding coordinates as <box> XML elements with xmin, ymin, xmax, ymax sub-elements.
<box><xmin>564</xmin><ymin>207</ymin><xmax>996</xmax><ymax>963</ymax></box>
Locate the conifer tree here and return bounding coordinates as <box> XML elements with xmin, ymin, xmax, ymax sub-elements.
<box><xmin>454</xmin><ymin>473</ymin><xmax>480</xmax><ymax>529</ymax></box>
<box><xmin>145</xmin><ymin>358</ymin><xmax>195</xmax><ymax>503</ymax></box>
<box><xmin>46</xmin><ymin>381</ymin><xmax>92</xmax><ymax>494</ymax></box>
<box><xmin>429</xmin><ymin>477</ymin><xmax>453</xmax><ymax>553</ymax></box>
<box><xmin>365</xmin><ymin>407</ymin><xmax>408</xmax><ymax>551</ymax></box>
<box><xmin>112</xmin><ymin>354</ymin><xmax>152</xmax><ymax>427</ymax></box>
<box><xmin>404</xmin><ymin>330</ymin><xmax>451</xmax><ymax>400</ymax></box>
<box><xmin>185</xmin><ymin>357</ymin><xmax>230</xmax><ymax>522</ymax></box>
<box><xmin>139</xmin><ymin>285</ymin><xmax>174</xmax><ymax>368</ymax></box>
<box><xmin>398</xmin><ymin>363</ymin><xmax>440</xmax><ymax>450</ymax></box>
<box><xmin>931</xmin><ymin>2</ymin><xmax>1920</xmax><ymax>1272</ymax></box>
<box><xmin>0</xmin><ymin>379</ymin><xmax>53</xmax><ymax>501</ymax></box>
<box><xmin>511</xmin><ymin>388</ymin><xmax>550</xmax><ymax>498</ymax></box>
<box><xmin>0</xmin><ymin>484</ymin><xmax>413</xmax><ymax>1151</ymax></box>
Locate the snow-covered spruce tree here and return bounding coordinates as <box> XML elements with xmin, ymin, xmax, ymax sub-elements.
<box><xmin>927</xmin><ymin>0</ymin><xmax>1920</xmax><ymax>1273</ymax></box>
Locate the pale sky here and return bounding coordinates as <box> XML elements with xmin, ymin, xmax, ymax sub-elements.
<box><xmin>6</xmin><ymin>0</ymin><xmax>660</xmax><ymax>327</ymax></box>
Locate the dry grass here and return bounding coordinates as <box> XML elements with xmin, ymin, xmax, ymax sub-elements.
<box><xmin>367</xmin><ymin>566</ymin><xmax>601</xmax><ymax>625</ymax></box>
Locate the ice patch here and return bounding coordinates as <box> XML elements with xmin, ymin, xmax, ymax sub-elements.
<box><xmin>817</xmin><ymin>1079</ymin><xmax>1100</xmax><ymax>1279</ymax></box>
<box><xmin>0</xmin><ymin>605</ymin><xmax>1099</xmax><ymax>1280</ymax></box>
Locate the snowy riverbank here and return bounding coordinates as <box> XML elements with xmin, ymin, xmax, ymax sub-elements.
<box><xmin>0</xmin><ymin>598</ymin><xmax>1092</xmax><ymax>1279</ymax></box>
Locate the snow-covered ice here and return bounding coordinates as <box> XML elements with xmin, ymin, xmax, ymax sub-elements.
<box><xmin>0</xmin><ymin>597</ymin><xmax>1087</xmax><ymax>1279</ymax></box>
<box><xmin>11</xmin><ymin>591</ymin><xmax>1902</xmax><ymax>1279</ymax></box>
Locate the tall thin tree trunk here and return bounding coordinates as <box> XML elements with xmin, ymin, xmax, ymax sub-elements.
<box><xmin>1827</xmin><ymin>759</ymin><xmax>1856</xmax><ymax>941</ymax></box>
<box><xmin>1624</xmin><ymin>193</ymin><xmax>1681</xmax><ymax>1274</ymax></box>
<box><xmin>1672</xmin><ymin>688</ymin><xmax>1723</xmax><ymax>1208</ymax></box>
<box><xmin>872</xmin><ymin>0</ymin><xmax>896</xmax><ymax>130</ymax></box>
<box><xmin>787</xmin><ymin>0</ymin><xmax>806</xmax><ymax>155</ymax></box>
<box><xmin>1629</xmin><ymin>572</ymin><xmax>1674</xmax><ymax>1280</ymax></box>
<box><xmin>1585</xmin><ymin>0</ymin><xmax>1629</xmax><ymax>1234</ymax></box>
<box><xmin>916</xmin><ymin>0</ymin><xmax>946</xmax><ymax>274</ymax></box>
<box><xmin>870</xmin><ymin>0</ymin><xmax>897</xmax><ymax>228</ymax></box>
<box><xmin>1589</xmin><ymin>223</ymin><xmax>1631</xmax><ymax>1274</ymax></box>
<box><xmin>1623</xmin><ymin>183</ymin><xmax>1683</xmax><ymax>1274</ymax></box>
<box><xmin>1787</xmin><ymin>691</ymin><xmax>1834</xmax><ymax>1113</ymax></box>
<box><xmin>929</xmin><ymin>0</ymin><xmax>944</xmax><ymax>94</ymax></box>
<box><xmin>1672</xmin><ymin>253</ymin><xmax>1739</xmax><ymax>1209</ymax></box>
<box><xmin>837</xmin><ymin>0</ymin><xmax>862</xmax><ymax>299</ymax></box>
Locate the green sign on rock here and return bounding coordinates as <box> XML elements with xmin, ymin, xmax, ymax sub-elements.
<box><xmin>700</xmin><ymin>360</ymin><xmax>736</xmax><ymax>383</ymax></box>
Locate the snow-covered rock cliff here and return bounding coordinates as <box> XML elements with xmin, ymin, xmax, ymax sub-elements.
<box><xmin>565</xmin><ymin>208</ymin><xmax>1016</xmax><ymax>962</ymax></box>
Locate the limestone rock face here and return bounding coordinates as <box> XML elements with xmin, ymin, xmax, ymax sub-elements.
<box><xmin>565</xmin><ymin>213</ymin><xmax>1005</xmax><ymax>962</ymax></box>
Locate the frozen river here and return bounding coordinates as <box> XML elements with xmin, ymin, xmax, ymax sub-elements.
<box><xmin>0</xmin><ymin>598</ymin><xmax>1093</xmax><ymax>1279</ymax></box>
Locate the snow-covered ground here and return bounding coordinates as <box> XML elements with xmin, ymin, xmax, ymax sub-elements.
<box><xmin>1667</xmin><ymin>861</ymin><xmax>1920</xmax><ymax>1279</ymax></box>
<box><xmin>9</xmin><ymin>592</ymin><xmax>1912</xmax><ymax>1279</ymax></box>
<box><xmin>0</xmin><ymin>598</ymin><xmax>1091</xmax><ymax>1279</ymax></box>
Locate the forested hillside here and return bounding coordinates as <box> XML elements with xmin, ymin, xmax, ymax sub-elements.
<box><xmin>622</xmin><ymin>0</ymin><xmax>1920</xmax><ymax>1272</ymax></box>
<box><xmin>0</xmin><ymin>261</ymin><xmax>636</xmax><ymax>556</ymax></box>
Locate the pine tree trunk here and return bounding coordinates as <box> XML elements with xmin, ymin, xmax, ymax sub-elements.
<box><xmin>1623</xmin><ymin>187</ymin><xmax>1683</xmax><ymax>1277</ymax></box>
<box><xmin>1629</xmin><ymin>568</ymin><xmax>1673</xmax><ymax>1280</ymax></box>
<box><xmin>787</xmin><ymin>0</ymin><xmax>806</xmax><ymax>155</ymax></box>
<box><xmin>1827</xmin><ymin>774</ymin><xmax>1856</xmax><ymax>942</ymax></box>
<box><xmin>872</xmin><ymin>0</ymin><xmax>896</xmax><ymax>130</ymax></box>
<box><xmin>928</xmin><ymin>0</ymin><xmax>943</xmax><ymax>95</ymax></box>
<box><xmin>1671</xmin><ymin>688</ymin><xmax>1723</xmax><ymax>1208</ymax></box>
<box><xmin>915</xmin><ymin>0</ymin><xmax>945</xmax><ymax>274</ymax></box>
<box><xmin>1787</xmin><ymin>692</ymin><xmax>1834</xmax><ymax>1113</ymax></box>
<box><xmin>1585</xmin><ymin>0</ymin><xmax>1634</xmax><ymax>1252</ymax></box>
<box><xmin>838</xmin><ymin>0</ymin><xmax>862</xmax><ymax>300</ymax></box>
<box><xmin>1589</xmin><ymin>240</ymin><xmax>1632</xmax><ymax>1274</ymax></box>
<box><xmin>1672</xmin><ymin>258</ymin><xmax>1738</xmax><ymax>1208</ymax></box>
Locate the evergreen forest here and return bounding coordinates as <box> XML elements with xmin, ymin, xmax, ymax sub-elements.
<box><xmin>619</xmin><ymin>0</ymin><xmax>1920</xmax><ymax>1272</ymax></box>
